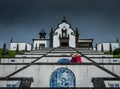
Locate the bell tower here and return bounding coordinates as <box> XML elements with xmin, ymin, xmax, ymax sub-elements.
<box><xmin>39</xmin><ymin>29</ymin><xmax>46</xmax><ymax>39</ymax></box>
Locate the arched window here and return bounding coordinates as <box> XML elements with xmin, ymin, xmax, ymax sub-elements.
<box><xmin>50</xmin><ymin>67</ymin><xmax>76</xmax><ymax>87</ymax></box>
<box><xmin>57</xmin><ymin>58</ymin><xmax>70</xmax><ymax>63</ymax></box>
<box><xmin>62</xmin><ymin>29</ymin><xmax>67</xmax><ymax>37</ymax></box>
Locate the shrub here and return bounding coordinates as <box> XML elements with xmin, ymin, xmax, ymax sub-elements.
<box><xmin>113</xmin><ymin>48</ymin><xmax>120</xmax><ymax>55</ymax></box>
<box><xmin>0</xmin><ymin>49</ymin><xmax>25</xmax><ymax>58</ymax></box>
<box><xmin>104</xmin><ymin>51</ymin><xmax>110</xmax><ymax>54</ymax></box>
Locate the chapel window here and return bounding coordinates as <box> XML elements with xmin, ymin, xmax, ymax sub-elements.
<box><xmin>62</xmin><ymin>27</ymin><xmax>67</xmax><ymax>37</ymax></box>
<box><xmin>108</xmin><ymin>83</ymin><xmax>120</xmax><ymax>88</ymax></box>
<box><xmin>39</xmin><ymin>44</ymin><xmax>45</xmax><ymax>49</ymax></box>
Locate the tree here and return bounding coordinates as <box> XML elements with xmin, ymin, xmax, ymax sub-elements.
<box><xmin>35</xmin><ymin>44</ymin><xmax>37</xmax><ymax>50</ymax></box>
<box><xmin>10</xmin><ymin>37</ymin><xmax>13</xmax><ymax>42</ymax></box>
<box><xmin>109</xmin><ymin>43</ymin><xmax>112</xmax><ymax>54</ymax></box>
<box><xmin>49</xmin><ymin>28</ymin><xmax>53</xmax><ymax>47</ymax></box>
<box><xmin>31</xmin><ymin>43</ymin><xmax>33</xmax><ymax>51</ymax></box>
<box><xmin>39</xmin><ymin>44</ymin><xmax>41</xmax><ymax>49</ymax></box>
<box><xmin>116</xmin><ymin>37</ymin><xmax>119</xmax><ymax>43</ymax></box>
<box><xmin>25</xmin><ymin>44</ymin><xmax>27</xmax><ymax>52</ymax></box>
<box><xmin>101</xmin><ymin>43</ymin><xmax>104</xmax><ymax>52</ymax></box>
<box><xmin>16</xmin><ymin>44</ymin><xmax>19</xmax><ymax>54</ymax></box>
<box><xmin>2</xmin><ymin>43</ymin><xmax>6</xmax><ymax>57</ymax></box>
<box><xmin>113</xmin><ymin>48</ymin><xmax>120</xmax><ymax>55</ymax></box>
<box><xmin>95</xmin><ymin>43</ymin><xmax>97</xmax><ymax>51</ymax></box>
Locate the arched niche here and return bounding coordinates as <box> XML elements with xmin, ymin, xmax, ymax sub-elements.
<box><xmin>50</xmin><ymin>67</ymin><xmax>76</xmax><ymax>87</ymax></box>
<box><xmin>57</xmin><ymin>58</ymin><xmax>70</xmax><ymax>63</ymax></box>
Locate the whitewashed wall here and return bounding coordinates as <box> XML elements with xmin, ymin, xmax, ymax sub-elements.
<box><xmin>10</xmin><ymin>43</ymin><xmax>31</xmax><ymax>51</ymax></box>
<box><xmin>0</xmin><ymin>65</ymin><xmax>25</xmax><ymax>77</ymax></box>
<box><xmin>1</xmin><ymin>58</ymin><xmax>36</xmax><ymax>63</ymax></box>
<box><xmin>0</xmin><ymin>64</ymin><xmax>118</xmax><ymax>87</ymax></box>
<box><xmin>53</xmin><ymin>22</ymin><xmax>76</xmax><ymax>47</ymax></box>
<box><xmin>85</xmin><ymin>54</ymin><xmax>112</xmax><ymax>57</ymax></box>
<box><xmin>0</xmin><ymin>81</ymin><xmax>20</xmax><ymax>87</ymax></box>
<box><xmin>1</xmin><ymin>57</ymin><xmax>120</xmax><ymax>63</ymax></box>
<box><xmin>0</xmin><ymin>57</ymin><xmax>92</xmax><ymax>63</ymax></box>
<box><xmin>33</xmin><ymin>40</ymin><xmax>50</xmax><ymax>50</ymax></box>
<box><xmin>90</xmin><ymin>58</ymin><xmax>120</xmax><ymax>63</ymax></box>
<box><xmin>104</xmin><ymin>80</ymin><xmax>120</xmax><ymax>87</ymax></box>
<box><xmin>97</xmin><ymin>43</ymin><xmax>119</xmax><ymax>52</ymax></box>
<box><xmin>15</xmin><ymin>54</ymin><xmax>43</xmax><ymax>57</ymax></box>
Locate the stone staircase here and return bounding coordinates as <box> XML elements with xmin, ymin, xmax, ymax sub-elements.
<box><xmin>0</xmin><ymin>47</ymin><xmax>120</xmax><ymax>88</ymax></box>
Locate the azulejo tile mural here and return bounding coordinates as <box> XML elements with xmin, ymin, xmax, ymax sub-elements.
<box><xmin>57</xmin><ymin>58</ymin><xmax>70</xmax><ymax>63</ymax></box>
<box><xmin>50</xmin><ymin>67</ymin><xmax>76</xmax><ymax>87</ymax></box>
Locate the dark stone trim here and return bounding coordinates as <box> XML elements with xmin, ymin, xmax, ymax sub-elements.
<box><xmin>15</xmin><ymin>54</ymin><xmax>44</xmax><ymax>55</ymax></box>
<box><xmin>45</xmin><ymin>55</ymin><xmax>70</xmax><ymax>57</ymax></box>
<box><xmin>1</xmin><ymin>57</ymin><xmax>39</xmax><ymax>59</ymax></box>
<box><xmin>92</xmin><ymin>78</ymin><xmax>105</xmax><ymax>88</ymax></box>
<box><xmin>0</xmin><ymin>63</ymin><xmax>120</xmax><ymax>65</ymax></box>
<box><xmin>93</xmin><ymin>77</ymin><xmax>120</xmax><ymax>80</ymax></box>
<box><xmin>2</xmin><ymin>56</ymin><xmax>120</xmax><ymax>58</ymax></box>
<box><xmin>92</xmin><ymin>77</ymin><xmax>120</xmax><ymax>88</ymax></box>
<box><xmin>0</xmin><ymin>87</ymin><xmax>119</xmax><ymax>89</ymax></box>
<box><xmin>89</xmin><ymin>57</ymin><xmax>120</xmax><ymax>58</ymax></box>
<box><xmin>1</xmin><ymin>56</ymin><xmax>120</xmax><ymax>59</ymax></box>
<box><xmin>32</xmin><ymin>39</ymin><xmax>50</xmax><ymax>41</ymax></box>
<box><xmin>2</xmin><ymin>56</ymin><xmax>119</xmax><ymax>58</ymax></box>
<box><xmin>0</xmin><ymin>77</ymin><xmax>33</xmax><ymax>81</ymax></box>
<box><xmin>0</xmin><ymin>77</ymin><xmax>33</xmax><ymax>88</ymax></box>
<box><xmin>79</xmin><ymin>39</ymin><xmax>93</xmax><ymax>40</ymax></box>
<box><xmin>50</xmin><ymin>51</ymin><xmax>77</xmax><ymax>53</ymax></box>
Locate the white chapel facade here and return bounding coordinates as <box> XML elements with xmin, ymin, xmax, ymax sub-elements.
<box><xmin>10</xmin><ymin>18</ymin><xmax>119</xmax><ymax>52</ymax></box>
<box><xmin>32</xmin><ymin>18</ymin><xmax>93</xmax><ymax>50</ymax></box>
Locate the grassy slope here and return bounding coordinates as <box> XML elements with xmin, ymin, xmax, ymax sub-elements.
<box><xmin>104</xmin><ymin>51</ymin><xmax>120</xmax><ymax>58</ymax></box>
<box><xmin>0</xmin><ymin>48</ymin><xmax>2</xmax><ymax>58</ymax></box>
<box><xmin>113</xmin><ymin>54</ymin><xmax>120</xmax><ymax>58</ymax></box>
<box><xmin>0</xmin><ymin>48</ymin><xmax>25</xmax><ymax>58</ymax></box>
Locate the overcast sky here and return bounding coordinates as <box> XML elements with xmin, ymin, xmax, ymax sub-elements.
<box><xmin>0</xmin><ymin>0</ymin><xmax>120</xmax><ymax>49</ymax></box>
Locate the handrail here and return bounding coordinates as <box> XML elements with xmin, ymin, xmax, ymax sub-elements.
<box><xmin>5</xmin><ymin>47</ymin><xmax>120</xmax><ymax>79</ymax></box>
<box><xmin>5</xmin><ymin>48</ymin><xmax>55</xmax><ymax>79</ymax></box>
<box><xmin>72</xmin><ymin>47</ymin><xmax>120</xmax><ymax>80</ymax></box>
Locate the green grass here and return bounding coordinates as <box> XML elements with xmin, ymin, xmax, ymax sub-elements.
<box><xmin>104</xmin><ymin>51</ymin><xmax>120</xmax><ymax>57</ymax></box>
<box><xmin>0</xmin><ymin>48</ymin><xmax>25</xmax><ymax>58</ymax></box>
<box><xmin>113</xmin><ymin>54</ymin><xmax>120</xmax><ymax>58</ymax></box>
<box><xmin>0</xmin><ymin>48</ymin><xmax>2</xmax><ymax>58</ymax></box>
<box><xmin>104</xmin><ymin>51</ymin><xmax>112</xmax><ymax>55</ymax></box>
<box><xmin>6</xmin><ymin>50</ymin><xmax>16</xmax><ymax>58</ymax></box>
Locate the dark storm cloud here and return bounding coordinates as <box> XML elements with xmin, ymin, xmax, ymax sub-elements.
<box><xmin>0</xmin><ymin>0</ymin><xmax>120</xmax><ymax>22</ymax></box>
<box><xmin>0</xmin><ymin>0</ymin><xmax>42</xmax><ymax>23</ymax></box>
<box><xmin>0</xmin><ymin>0</ymin><xmax>120</xmax><ymax>48</ymax></box>
<box><xmin>0</xmin><ymin>0</ymin><xmax>120</xmax><ymax>21</ymax></box>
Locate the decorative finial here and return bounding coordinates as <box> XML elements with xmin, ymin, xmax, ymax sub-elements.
<box><xmin>42</xmin><ymin>29</ymin><xmax>44</xmax><ymax>32</ymax></box>
<box><xmin>10</xmin><ymin>37</ymin><xmax>13</xmax><ymax>42</ymax></box>
<box><xmin>62</xmin><ymin>16</ymin><xmax>67</xmax><ymax>23</ymax></box>
<box><xmin>63</xmin><ymin>16</ymin><xmax>66</xmax><ymax>20</ymax></box>
<box><xmin>51</xmin><ymin>28</ymin><xmax>53</xmax><ymax>32</ymax></box>
<box><xmin>116</xmin><ymin>37</ymin><xmax>119</xmax><ymax>43</ymax></box>
<box><xmin>76</xmin><ymin>28</ymin><xmax>78</xmax><ymax>31</ymax></box>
